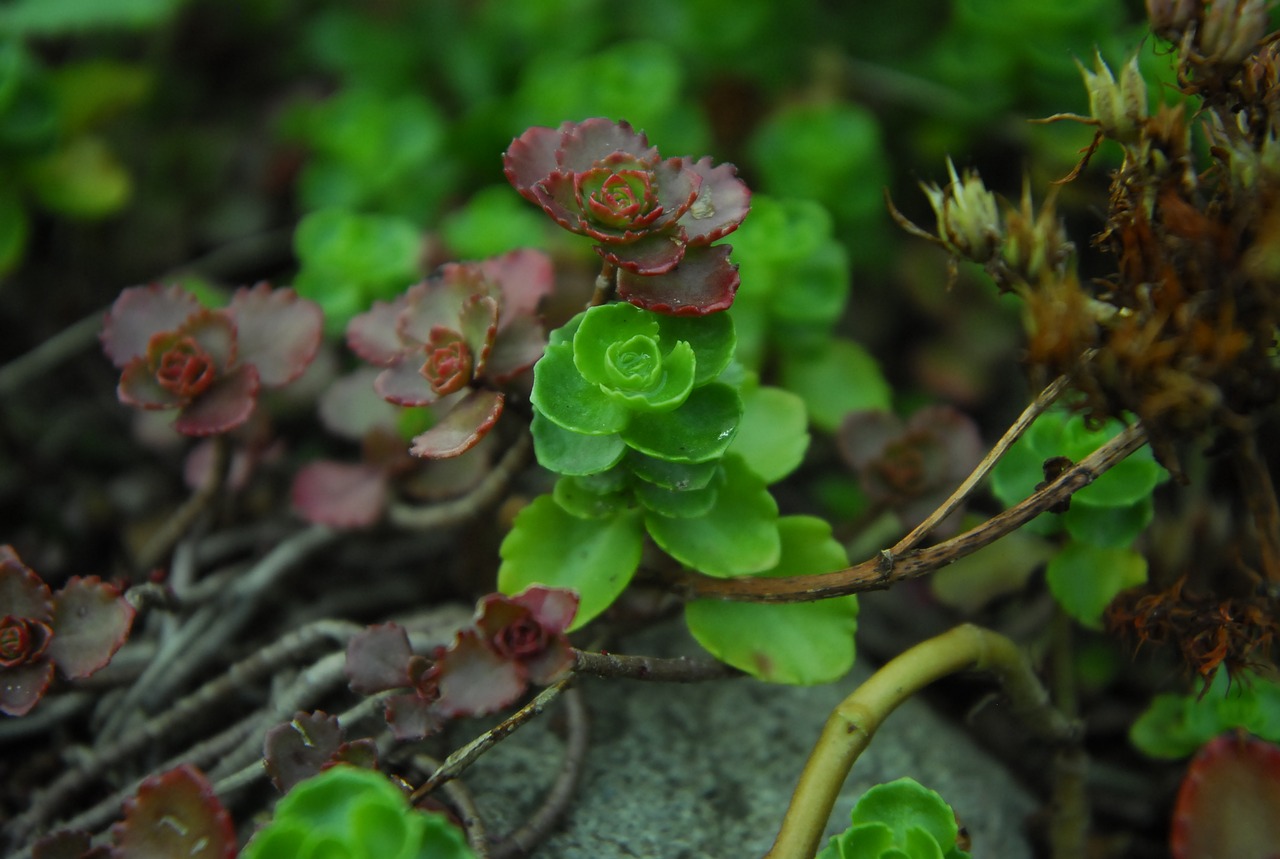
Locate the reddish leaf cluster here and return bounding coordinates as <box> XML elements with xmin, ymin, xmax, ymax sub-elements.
<box><xmin>504</xmin><ymin>118</ymin><xmax>749</xmax><ymax>315</ymax></box>
<box><xmin>0</xmin><ymin>546</ymin><xmax>134</xmax><ymax>717</ymax></box>
<box><xmin>346</xmin><ymin>248</ymin><xmax>554</xmax><ymax>458</ymax></box>
<box><xmin>263</xmin><ymin>711</ymin><xmax>379</xmax><ymax>793</ymax></box>
<box><xmin>101</xmin><ymin>283</ymin><xmax>322</xmax><ymax>436</ymax></box>
<box><xmin>344</xmin><ymin>587</ymin><xmax>578</xmax><ymax>740</ymax></box>
<box><xmin>836</xmin><ymin>406</ymin><xmax>982</xmax><ymax>535</ymax></box>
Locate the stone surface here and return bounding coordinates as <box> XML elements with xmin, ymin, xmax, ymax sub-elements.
<box><xmin>462</xmin><ymin>622</ymin><xmax>1037</xmax><ymax>857</ymax></box>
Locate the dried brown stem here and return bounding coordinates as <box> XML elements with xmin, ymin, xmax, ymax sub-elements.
<box><xmin>572</xmin><ymin>649</ymin><xmax>742</xmax><ymax>682</ymax></box>
<box><xmin>670</xmin><ymin>423</ymin><xmax>1149</xmax><ymax>603</ymax></box>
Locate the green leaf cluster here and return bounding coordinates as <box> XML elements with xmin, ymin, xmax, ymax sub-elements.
<box><xmin>990</xmin><ymin>408</ymin><xmax>1166</xmax><ymax>627</ymax></box>
<box><xmin>816</xmin><ymin>777</ymin><xmax>972</xmax><ymax>859</ymax></box>
<box><xmin>1131</xmin><ymin>671</ymin><xmax>1280</xmax><ymax>759</ymax></box>
<box><xmin>241</xmin><ymin>765</ymin><xmax>476</xmax><ymax>859</ymax></box>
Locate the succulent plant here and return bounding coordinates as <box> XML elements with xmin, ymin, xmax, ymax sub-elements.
<box><xmin>240</xmin><ymin>765</ymin><xmax>476</xmax><ymax>859</ymax></box>
<box><xmin>100</xmin><ymin>283</ymin><xmax>323</xmax><ymax>436</ymax></box>
<box><xmin>345</xmin><ymin>587</ymin><xmax>578</xmax><ymax>740</ymax></box>
<box><xmin>816</xmin><ymin>777</ymin><xmax>972</xmax><ymax>859</ymax></box>
<box><xmin>504</xmin><ymin>117</ymin><xmax>748</xmax><ymax>315</ymax></box>
<box><xmin>346</xmin><ymin>248</ymin><xmax>553</xmax><ymax>458</ymax></box>
<box><xmin>1171</xmin><ymin>733</ymin><xmax>1280</xmax><ymax>859</ymax></box>
<box><xmin>0</xmin><ymin>546</ymin><xmax>134</xmax><ymax>717</ymax></box>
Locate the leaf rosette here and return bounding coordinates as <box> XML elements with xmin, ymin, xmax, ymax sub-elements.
<box><xmin>504</xmin><ymin>118</ymin><xmax>748</xmax><ymax>315</ymax></box>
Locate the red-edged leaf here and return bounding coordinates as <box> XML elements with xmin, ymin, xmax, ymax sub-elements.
<box><xmin>384</xmin><ymin>692</ymin><xmax>446</xmax><ymax>741</ymax></box>
<box><xmin>0</xmin><ymin>553</ymin><xmax>54</xmax><ymax>621</ymax></box>
<box><xmin>117</xmin><ymin>358</ymin><xmax>186</xmax><ymax>409</ymax></box>
<box><xmin>47</xmin><ymin>577</ymin><xmax>135</xmax><ymax>680</ymax></box>
<box><xmin>101</xmin><ymin>284</ymin><xmax>202</xmax><ymax>367</ymax></box>
<box><xmin>408</xmin><ymin>389</ymin><xmax>504</xmax><ymax>459</ymax></box>
<box><xmin>512</xmin><ymin>586</ymin><xmax>579</xmax><ymax>635</ymax></box>
<box><xmin>178</xmin><ymin>311</ymin><xmax>237</xmax><ymax>371</ymax></box>
<box><xmin>616</xmin><ymin>243</ymin><xmax>740</xmax><ymax>315</ymax></box>
<box><xmin>556</xmin><ymin>117</ymin><xmax>656</xmax><ymax>173</ymax></box>
<box><xmin>263</xmin><ymin>711</ymin><xmax>345</xmax><ymax>793</ymax></box>
<box><xmin>1171</xmin><ymin>733</ymin><xmax>1280</xmax><ymax>859</ymax></box>
<box><xmin>595</xmin><ymin>231</ymin><xmax>687</xmax><ymax>276</ymax></box>
<box><xmin>172</xmin><ymin>364</ymin><xmax>260</xmax><ymax>436</ymax></box>
<box><xmin>32</xmin><ymin>830</ymin><xmax>109</xmax><ymax>859</ymax></box>
<box><xmin>524</xmin><ymin>640</ymin><xmax>576</xmax><ymax>686</ymax></box>
<box><xmin>433</xmin><ymin>629</ymin><xmax>526</xmax><ymax>718</ymax></box>
<box><xmin>503</xmin><ymin>124</ymin><xmax>565</xmax><ymax>200</ymax></box>
<box><xmin>481</xmin><ymin>248</ymin><xmax>554</xmax><ymax>325</ymax></box>
<box><xmin>227</xmin><ymin>284</ymin><xmax>322</xmax><ymax>387</ymax></box>
<box><xmin>0</xmin><ymin>660</ymin><xmax>54</xmax><ymax>716</ymax></box>
<box><xmin>458</xmin><ymin>294</ymin><xmax>499</xmax><ymax>380</ymax></box>
<box><xmin>397</xmin><ymin>276</ymin><xmax>471</xmax><ymax>346</ymax></box>
<box><xmin>111</xmin><ymin>765</ymin><xmax>235</xmax><ymax>859</ymax></box>
<box><xmin>347</xmin><ymin>296</ymin><xmax>408</xmax><ymax>365</ymax></box>
<box><xmin>485</xmin><ymin>315</ymin><xmax>547</xmax><ymax>383</ymax></box>
<box><xmin>374</xmin><ymin>354</ymin><xmax>439</xmax><ymax>407</ymax></box>
<box><xmin>328</xmin><ymin>738</ymin><xmax>379</xmax><ymax>771</ymax></box>
<box><xmin>677</xmin><ymin>157</ymin><xmax>751</xmax><ymax>245</ymax></box>
<box><xmin>318</xmin><ymin>369</ymin><xmax>401</xmax><ymax>440</ymax></box>
<box><xmin>345</xmin><ymin>623</ymin><xmax>412</xmax><ymax>695</ymax></box>
<box><xmin>291</xmin><ymin>461</ymin><xmax>388</xmax><ymax>528</ymax></box>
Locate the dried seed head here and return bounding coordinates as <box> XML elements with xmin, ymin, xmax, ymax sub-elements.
<box><xmin>1078</xmin><ymin>53</ymin><xmax>1149</xmax><ymax>145</ymax></box>
<box><xmin>1200</xmin><ymin>0</ymin><xmax>1268</xmax><ymax>68</ymax></box>
<box><xmin>1145</xmin><ymin>0</ymin><xmax>1198</xmax><ymax>37</ymax></box>
<box><xmin>920</xmin><ymin>159</ymin><xmax>1002</xmax><ymax>263</ymax></box>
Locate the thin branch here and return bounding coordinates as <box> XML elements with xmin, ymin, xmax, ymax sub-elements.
<box><xmin>669</xmin><ymin>423</ymin><xmax>1148</xmax><ymax>603</ymax></box>
<box><xmin>490</xmin><ymin>686</ymin><xmax>589</xmax><ymax>859</ymax></box>
<box><xmin>413</xmin><ymin>754</ymin><xmax>492</xmax><ymax>859</ymax></box>
<box><xmin>134</xmin><ymin>435</ymin><xmax>230</xmax><ymax>572</ymax></box>
<box><xmin>572</xmin><ymin>649</ymin><xmax>742</xmax><ymax>682</ymax></box>
<box><xmin>389</xmin><ymin>432</ymin><xmax>532</xmax><ymax>529</ymax></box>
<box><xmin>890</xmin><ymin>374</ymin><xmax>1070</xmax><ymax>556</ymax></box>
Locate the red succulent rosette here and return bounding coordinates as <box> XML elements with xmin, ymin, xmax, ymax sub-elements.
<box><xmin>504</xmin><ymin>118</ymin><xmax>749</xmax><ymax>315</ymax></box>
<box><xmin>0</xmin><ymin>546</ymin><xmax>135</xmax><ymax>717</ymax></box>
<box><xmin>101</xmin><ymin>283</ymin><xmax>323</xmax><ymax>436</ymax></box>
<box><xmin>346</xmin><ymin>248</ymin><xmax>554</xmax><ymax>458</ymax></box>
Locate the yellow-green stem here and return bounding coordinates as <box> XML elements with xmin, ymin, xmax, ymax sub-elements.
<box><xmin>765</xmin><ymin>623</ymin><xmax>1076</xmax><ymax>859</ymax></box>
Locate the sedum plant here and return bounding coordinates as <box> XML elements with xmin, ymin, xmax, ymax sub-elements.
<box><xmin>815</xmin><ymin>778</ymin><xmax>971</xmax><ymax>859</ymax></box>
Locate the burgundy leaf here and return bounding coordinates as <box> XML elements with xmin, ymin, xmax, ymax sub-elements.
<box><xmin>481</xmin><ymin>248</ymin><xmax>554</xmax><ymax>326</ymax></box>
<box><xmin>0</xmin><ymin>660</ymin><xmax>55</xmax><ymax>716</ymax></box>
<box><xmin>117</xmin><ymin>358</ymin><xmax>187</xmax><ymax>409</ymax></box>
<box><xmin>408</xmin><ymin>389</ymin><xmax>504</xmax><ymax>459</ymax></box>
<box><xmin>523</xmin><ymin>640</ymin><xmax>576</xmax><ymax>686</ymax></box>
<box><xmin>346</xmin><ymin>296</ymin><xmax>409</xmax><ymax>365</ymax></box>
<box><xmin>1172</xmin><ymin>733</ymin><xmax>1280</xmax><ymax>859</ymax></box>
<box><xmin>100</xmin><ymin>284</ymin><xmax>202</xmax><ymax>367</ymax></box>
<box><xmin>513</xmin><ymin>586</ymin><xmax>579</xmax><ymax>635</ymax></box>
<box><xmin>318</xmin><ymin>369</ymin><xmax>401</xmax><ymax>440</ymax></box>
<box><xmin>458</xmin><ymin>294</ymin><xmax>499</xmax><ymax>380</ymax></box>
<box><xmin>111</xmin><ymin>765</ymin><xmax>235</xmax><ymax>859</ymax></box>
<box><xmin>397</xmin><ymin>277</ymin><xmax>472</xmax><ymax>346</ymax></box>
<box><xmin>616</xmin><ymin>243</ymin><xmax>740</xmax><ymax>315</ymax></box>
<box><xmin>0</xmin><ymin>551</ymin><xmax>54</xmax><ymax>621</ymax></box>
<box><xmin>433</xmin><ymin>629</ymin><xmax>527</xmax><ymax>719</ymax></box>
<box><xmin>263</xmin><ymin>711</ymin><xmax>345</xmax><ymax>793</ymax></box>
<box><xmin>484</xmin><ymin>314</ymin><xmax>548</xmax><ymax>383</ymax></box>
<box><xmin>172</xmin><ymin>364</ymin><xmax>260</xmax><ymax>436</ymax></box>
<box><xmin>47</xmin><ymin>577</ymin><xmax>135</xmax><ymax>680</ymax></box>
<box><xmin>0</xmin><ymin>616</ymin><xmax>52</xmax><ymax>667</ymax></box>
<box><xmin>172</xmin><ymin>311</ymin><xmax>237</xmax><ymax>372</ymax></box>
<box><xmin>384</xmin><ymin>692</ymin><xmax>446</xmax><ymax>741</ymax></box>
<box><xmin>33</xmin><ymin>830</ymin><xmax>109</xmax><ymax>859</ymax></box>
<box><xmin>227</xmin><ymin>284</ymin><xmax>323</xmax><ymax>387</ymax></box>
<box><xmin>556</xmin><ymin>117</ymin><xmax>656</xmax><ymax>173</ymax></box>
<box><xmin>503</xmin><ymin>125</ymin><xmax>565</xmax><ymax>200</ymax></box>
<box><xmin>374</xmin><ymin>354</ymin><xmax>439</xmax><ymax>407</ymax></box>
<box><xmin>677</xmin><ymin>156</ymin><xmax>751</xmax><ymax>245</ymax></box>
<box><xmin>837</xmin><ymin>410</ymin><xmax>904</xmax><ymax>470</ymax></box>
<box><xmin>345</xmin><ymin>623</ymin><xmax>413</xmax><ymax>695</ymax></box>
<box><xmin>595</xmin><ymin>231</ymin><xmax>687</xmax><ymax>276</ymax></box>
<box><xmin>291</xmin><ymin>461</ymin><xmax>389</xmax><ymax>528</ymax></box>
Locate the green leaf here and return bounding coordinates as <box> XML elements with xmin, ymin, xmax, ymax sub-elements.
<box><xmin>621</xmin><ymin>382</ymin><xmax>742</xmax><ymax>463</ymax></box>
<box><xmin>635</xmin><ymin>470</ymin><xmax>720</xmax><ymax>518</ymax></box>
<box><xmin>728</xmin><ymin>382</ymin><xmax>809</xmax><ymax>484</ymax></box>
<box><xmin>656</xmin><ymin>310</ymin><xmax>736</xmax><ymax>385</ymax></box>
<box><xmin>848</xmin><ymin>778</ymin><xmax>962</xmax><ymax>854</ymax></box>
<box><xmin>1045</xmin><ymin>541</ymin><xmax>1148</xmax><ymax>629</ymax></box>
<box><xmin>646</xmin><ymin>454</ymin><xmax>779</xmax><ymax>576</ymax></box>
<box><xmin>1063</xmin><ymin>496</ymin><xmax>1153</xmax><ymax>549</ymax></box>
<box><xmin>531</xmin><ymin>412</ymin><xmax>626</xmax><ymax>476</ymax></box>
<box><xmin>626</xmin><ymin>451</ymin><xmax>719</xmax><ymax>491</ymax></box>
<box><xmin>530</xmin><ymin>343</ymin><xmax>631</xmax><ymax>436</ymax></box>
<box><xmin>49</xmin><ymin>60</ymin><xmax>152</xmax><ymax>135</ymax></box>
<box><xmin>780</xmin><ymin>338</ymin><xmax>891</xmax><ymax>433</ymax></box>
<box><xmin>498</xmin><ymin>495</ymin><xmax>644</xmax><ymax>630</ymax></box>
<box><xmin>1130</xmin><ymin>671</ymin><xmax>1280</xmax><ymax>759</ymax></box>
<box><xmin>0</xmin><ymin>182</ymin><xmax>28</xmax><ymax>274</ymax></box>
<box><xmin>23</xmin><ymin>136</ymin><xmax>131</xmax><ymax>218</ymax></box>
<box><xmin>552</xmin><ymin>474</ymin><xmax>636</xmax><ymax>520</ymax></box>
<box><xmin>440</xmin><ymin>184</ymin><xmax>553</xmax><ymax>258</ymax></box>
<box><xmin>685</xmin><ymin>516</ymin><xmax>856</xmax><ymax>683</ymax></box>
<box><xmin>0</xmin><ymin>0</ymin><xmax>189</xmax><ymax>34</ymax></box>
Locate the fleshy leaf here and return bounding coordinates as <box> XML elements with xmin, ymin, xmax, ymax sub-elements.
<box><xmin>621</xmin><ymin>382</ymin><xmax>741</xmax><ymax>463</ymax></box>
<box><xmin>636</xmin><ymin>474</ymin><xmax>720</xmax><ymax>518</ymax></box>
<box><xmin>47</xmin><ymin>577</ymin><xmax>134</xmax><ymax>679</ymax></box>
<box><xmin>432</xmin><ymin>629</ymin><xmax>527</xmax><ymax>718</ymax></box>
<box><xmin>100</xmin><ymin>284</ymin><xmax>202</xmax><ymax>367</ymax></box>
<box><xmin>374</xmin><ymin>353</ymin><xmax>440</xmax><ymax>407</ymax></box>
<box><xmin>531</xmin><ymin>342</ymin><xmax>630</xmax><ymax>436</ymax></box>
<box><xmin>657</xmin><ymin>309</ymin><xmax>735</xmax><ymax>385</ymax></box>
<box><xmin>646</xmin><ymin>454</ymin><xmax>779</xmax><ymax>577</ymax></box>
<box><xmin>409</xmin><ymin>389</ymin><xmax>504</xmax><ymax>458</ymax></box>
<box><xmin>485</xmin><ymin>314</ymin><xmax>548</xmax><ymax>382</ymax></box>
<box><xmin>318</xmin><ymin>369</ymin><xmax>401</xmax><ymax>440</ymax></box>
<box><xmin>617</xmin><ymin>243</ymin><xmax>740</xmax><ymax>316</ymax></box>
<box><xmin>291</xmin><ymin>461</ymin><xmax>388</xmax><ymax>528</ymax></box>
<box><xmin>263</xmin><ymin>711</ymin><xmax>345</xmax><ymax>793</ymax></box>
<box><xmin>111</xmin><ymin>765</ymin><xmax>236</xmax><ymax>859</ymax></box>
<box><xmin>531</xmin><ymin>412</ymin><xmax>626</xmax><ymax>476</ymax></box>
<box><xmin>552</xmin><ymin>473</ymin><xmax>636</xmax><ymax>520</ymax></box>
<box><xmin>499</xmin><ymin>495</ymin><xmax>644</xmax><ymax>630</ymax></box>
<box><xmin>594</xmin><ymin>230</ymin><xmax>687</xmax><ymax>276</ymax></box>
<box><xmin>1063</xmin><ymin>496</ymin><xmax>1154</xmax><ymax>549</ymax></box>
<box><xmin>0</xmin><ymin>551</ymin><xmax>54</xmax><ymax>620</ymax></box>
<box><xmin>0</xmin><ymin>661</ymin><xmax>54</xmax><ymax>717</ymax></box>
<box><xmin>384</xmin><ymin>693</ymin><xmax>446</xmax><ymax>741</ymax></box>
<box><xmin>626</xmin><ymin>451</ymin><xmax>719</xmax><ymax>491</ymax></box>
<box><xmin>346</xmin><ymin>296</ymin><xmax>408</xmax><ymax>365</ymax></box>
<box><xmin>344</xmin><ymin>623</ymin><xmax>412</xmax><ymax>695</ymax></box>
<box><xmin>685</xmin><ymin>516</ymin><xmax>856</xmax><ymax>683</ymax></box>
<box><xmin>728</xmin><ymin>383</ymin><xmax>809</xmax><ymax>484</ymax></box>
<box><xmin>780</xmin><ymin>338</ymin><xmax>891</xmax><ymax>433</ymax></box>
<box><xmin>847</xmin><ymin>778</ymin><xmax>961</xmax><ymax>851</ymax></box>
<box><xmin>1171</xmin><ymin>735</ymin><xmax>1280</xmax><ymax>859</ymax></box>
<box><xmin>172</xmin><ymin>364</ymin><xmax>260</xmax><ymax>436</ymax></box>
<box><xmin>227</xmin><ymin>284</ymin><xmax>323</xmax><ymax>387</ymax></box>
<box><xmin>1046</xmin><ymin>541</ymin><xmax>1148</xmax><ymax>629</ymax></box>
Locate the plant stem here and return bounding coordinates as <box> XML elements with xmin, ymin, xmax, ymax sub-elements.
<box><xmin>588</xmin><ymin>261</ymin><xmax>617</xmax><ymax>307</ymax></box>
<box><xmin>1048</xmin><ymin>608</ymin><xmax>1088</xmax><ymax>859</ymax></box>
<box><xmin>672</xmin><ymin>423</ymin><xmax>1148</xmax><ymax>602</ymax></box>
<box><xmin>389</xmin><ymin>431</ymin><xmax>531</xmax><ymax>529</ymax></box>
<box><xmin>765</xmin><ymin>624</ymin><xmax>1077</xmax><ymax>859</ymax></box>
<box><xmin>134</xmin><ymin>434</ymin><xmax>231</xmax><ymax>572</ymax></box>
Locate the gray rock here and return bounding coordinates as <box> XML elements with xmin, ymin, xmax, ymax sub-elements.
<box><xmin>462</xmin><ymin>623</ymin><xmax>1036</xmax><ymax>858</ymax></box>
